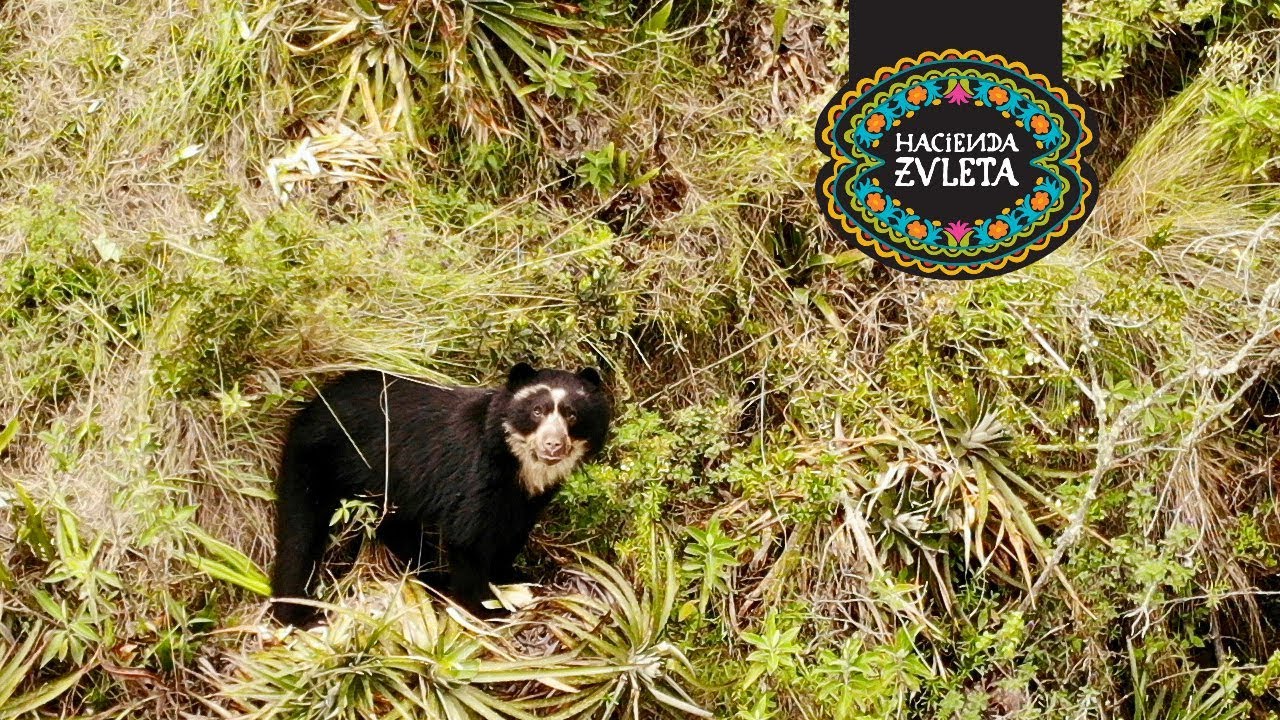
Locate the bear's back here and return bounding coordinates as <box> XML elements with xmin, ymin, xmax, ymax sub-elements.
<box><xmin>285</xmin><ymin>370</ymin><xmax>500</xmax><ymax>506</ymax></box>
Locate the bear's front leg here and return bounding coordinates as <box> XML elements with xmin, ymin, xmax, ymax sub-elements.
<box><xmin>447</xmin><ymin>543</ymin><xmax>499</xmax><ymax>617</ymax></box>
<box><xmin>490</xmin><ymin>531</ymin><xmax>536</xmax><ymax>584</ymax></box>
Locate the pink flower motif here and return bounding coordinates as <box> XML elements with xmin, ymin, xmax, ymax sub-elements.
<box><xmin>944</xmin><ymin>221</ymin><xmax>971</xmax><ymax>244</ymax></box>
<box><xmin>944</xmin><ymin>81</ymin><xmax>972</xmax><ymax>105</ymax></box>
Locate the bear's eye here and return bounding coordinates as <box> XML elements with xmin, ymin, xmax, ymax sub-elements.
<box><xmin>532</xmin><ymin>407</ymin><xmax>544</xmax><ymax>419</ymax></box>
<box><xmin>565</xmin><ymin>411</ymin><xmax>577</xmax><ymax>424</ymax></box>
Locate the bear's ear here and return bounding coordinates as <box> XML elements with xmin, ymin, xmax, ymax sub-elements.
<box><xmin>577</xmin><ymin>367</ymin><xmax>603</xmax><ymax>388</ymax></box>
<box><xmin>507</xmin><ymin>362</ymin><xmax>538</xmax><ymax>390</ymax></box>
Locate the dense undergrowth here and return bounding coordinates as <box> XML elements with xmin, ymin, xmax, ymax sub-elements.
<box><xmin>6</xmin><ymin>0</ymin><xmax>1280</xmax><ymax>718</ymax></box>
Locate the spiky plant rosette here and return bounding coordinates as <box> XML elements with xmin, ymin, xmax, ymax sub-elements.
<box><xmin>273</xmin><ymin>0</ymin><xmax>612</xmax><ymax>145</ymax></box>
<box><xmin>217</xmin><ymin>543</ymin><xmax>709</xmax><ymax>719</ymax></box>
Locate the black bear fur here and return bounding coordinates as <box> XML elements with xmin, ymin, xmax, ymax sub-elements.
<box><xmin>268</xmin><ymin>364</ymin><xmax>609</xmax><ymax>624</ymax></box>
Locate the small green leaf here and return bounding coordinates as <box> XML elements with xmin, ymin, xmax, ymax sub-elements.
<box><xmin>643</xmin><ymin>1</ymin><xmax>673</xmax><ymax>37</ymax></box>
<box><xmin>0</xmin><ymin>420</ymin><xmax>19</xmax><ymax>454</ymax></box>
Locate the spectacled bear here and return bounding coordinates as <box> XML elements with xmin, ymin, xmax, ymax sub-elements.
<box><xmin>269</xmin><ymin>363</ymin><xmax>610</xmax><ymax>624</ymax></box>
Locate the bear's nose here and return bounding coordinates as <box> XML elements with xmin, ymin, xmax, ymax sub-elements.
<box><xmin>540</xmin><ymin>435</ymin><xmax>565</xmax><ymax>456</ymax></box>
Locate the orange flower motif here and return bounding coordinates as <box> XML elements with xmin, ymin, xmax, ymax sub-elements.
<box><xmin>1029</xmin><ymin>114</ymin><xmax>1050</xmax><ymax>134</ymax></box>
<box><xmin>907</xmin><ymin>85</ymin><xmax>929</xmax><ymax>104</ymax></box>
<box><xmin>865</xmin><ymin>192</ymin><xmax>887</xmax><ymax>212</ymax></box>
<box><xmin>987</xmin><ymin>86</ymin><xmax>1009</xmax><ymax>105</ymax></box>
<box><xmin>1030</xmin><ymin>191</ymin><xmax>1051</xmax><ymax>212</ymax></box>
<box><xmin>866</xmin><ymin>113</ymin><xmax>887</xmax><ymax>133</ymax></box>
<box><xmin>906</xmin><ymin>220</ymin><xmax>929</xmax><ymax>239</ymax></box>
<box><xmin>987</xmin><ymin>220</ymin><xmax>1010</xmax><ymax>240</ymax></box>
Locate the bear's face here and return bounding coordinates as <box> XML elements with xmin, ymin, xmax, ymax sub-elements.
<box><xmin>501</xmin><ymin>364</ymin><xmax>610</xmax><ymax>495</ymax></box>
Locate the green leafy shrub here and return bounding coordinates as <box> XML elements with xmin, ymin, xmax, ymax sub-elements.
<box><xmin>1064</xmin><ymin>0</ymin><xmax>1275</xmax><ymax>87</ymax></box>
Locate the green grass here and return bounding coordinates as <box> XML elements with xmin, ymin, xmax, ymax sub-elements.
<box><xmin>4</xmin><ymin>0</ymin><xmax>1280</xmax><ymax>718</ymax></box>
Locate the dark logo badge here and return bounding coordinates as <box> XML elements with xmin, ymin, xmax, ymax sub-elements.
<box><xmin>817</xmin><ymin>37</ymin><xmax>1096</xmax><ymax>279</ymax></box>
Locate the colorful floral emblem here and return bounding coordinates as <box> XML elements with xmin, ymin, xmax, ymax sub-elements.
<box><xmin>816</xmin><ymin>50</ymin><xmax>1096</xmax><ymax>278</ymax></box>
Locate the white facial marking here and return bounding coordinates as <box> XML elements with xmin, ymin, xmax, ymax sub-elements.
<box><xmin>503</xmin><ymin>428</ymin><xmax>587</xmax><ymax>496</ymax></box>
<box><xmin>503</xmin><ymin>383</ymin><xmax>587</xmax><ymax>496</ymax></box>
<box><xmin>512</xmin><ymin>383</ymin><xmax>552</xmax><ymax>402</ymax></box>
